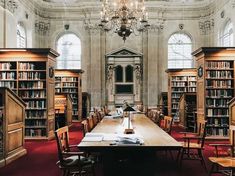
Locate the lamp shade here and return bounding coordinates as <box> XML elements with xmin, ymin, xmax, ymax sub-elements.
<box><xmin>123</xmin><ymin>105</ymin><xmax>135</xmax><ymax>112</ymax></box>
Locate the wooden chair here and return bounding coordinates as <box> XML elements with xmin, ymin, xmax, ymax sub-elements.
<box><xmin>179</xmin><ymin>119</ymin><xmax>207</xmax><ymax>172</ymax></box>
<box><xmin>162</xmin><ymin>116</ymin><xmax>173</xmax><ymax>135</ymax></box>
<box><xmin>208</xmin><ymin>125</ymin><xmax>235</xmax><ymax>176</ymax></box>
<box><xmin>87</xmin><ymin>116</ymin><xmax>95</xmax><ymax>132</ymax></box>
<box><xmin>54</xmin><ymin>126</ymin><xmax>95</xmax><ymax>176</ymax></box>
<box><xmin>81</xmin><ymin>119</ymin><xmax>89</xmax><ymax>137</ymax></box>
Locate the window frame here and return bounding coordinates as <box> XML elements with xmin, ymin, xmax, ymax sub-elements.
<box><xmin>56</xmin><ymin>32</ymin><xmax>81</xmax><ymax>69</ymax></box>
<box><xmin>168</xmin><ymin>32</ymin><xmax>193</xmax><ymax>69</ymax></box>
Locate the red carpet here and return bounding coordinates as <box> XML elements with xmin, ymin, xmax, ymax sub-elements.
<box><xmin>0</xmin><ymin>123</ymin><xmax>227</xmax><ymax>176</ymax></box>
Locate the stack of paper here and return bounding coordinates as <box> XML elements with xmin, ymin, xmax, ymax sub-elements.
<box><xmin>82</xmin><ymin>133</ymin><xmax>104</xmax><ymax>142</ymax></box>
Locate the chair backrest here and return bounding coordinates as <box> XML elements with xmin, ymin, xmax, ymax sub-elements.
<box><xmin>54</xmin><ymin>126</ymin><xmax>70</xmax><ymax>163</ymax></box>
<box><xmin>163</xmin><ymin>116</ymin><xmax>173</xmax><ymax>134</ymax></box>
<box><xmin>87</xmin><ymin>116</ymin><xmax>94</xmax><ymax>132</ymax></box>
<box><xmin>196</xmin><ymin>119</ymin><xmax>207</xmax><ymax>147</ymax></box>
<box><xmin>81</xmin><ymin>119</ymin><xmax>89</xmax><ymax>137</ymax></box>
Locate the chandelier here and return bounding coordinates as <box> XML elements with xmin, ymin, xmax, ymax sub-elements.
<box><xmin>99</xmin><ymin>0</ymin><xmax>150</xmax><ymax>42</ymax></box>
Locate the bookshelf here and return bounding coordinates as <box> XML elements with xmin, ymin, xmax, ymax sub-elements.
<box><xmin>55</xmin><ymin>69</ymin><xmax>83</xmax><ymax>121</ymax></box>
<box><xmin>0</xmin><ymin>87</ymin><xmax>27</xmax><ymax>167</ymax></box>
<box><xmin>179</xmin><ymin>92</ymin><xmax>197</xmax><ymax>132</ymax></box>
<box><xmin>0</xmin><ymin>48</ymin><xmax>59</xmax><ymax>140</ymax></box>
<box><xmin>193</xmin><ymin>47</ymin><xmax>235</xmax><ymax>139</ymax></box>
<box><xmin>55</xmin><ymin>94</ymin><xmax>73</xmax><ymax>129</ymax></box>
<box><xmin>166</xmin><ymin>69</ymin><xmax>197</xmax><ymax>121</ymax></box>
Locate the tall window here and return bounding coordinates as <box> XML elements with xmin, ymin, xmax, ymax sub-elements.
<box><xmin>221</xmin><ymin>20</ymin><xmax>234</xmax><ymax>46</ymax></box>
<box><xmin>115</xmin><ymin>65</ymin><xmax>123</xmax><ymax>82</ymax></box>
<box><xmin>168</xmin><ymin>33</ymin><xmax>193</xmax><ymax>69</ymax></box>
<box><xmin>56</xmin><ymin>33</ymin><xmax>81</xmax><ymax>69</ymax></box>
<box><xmin>17</xmin><ymin>23</ymin><xmax>26</xmax><ymax>48</ymax></box>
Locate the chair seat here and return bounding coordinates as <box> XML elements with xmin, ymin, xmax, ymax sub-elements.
<box><xmin>57</xmin><ymin>155</ymin><xmax>95</xmax><ymax>168</ymax></box>
<box><xmin>181</xmin><ymin>142</ymin><xmax>202</xmax><ymax>149</ymax></box>
<box><xmin>209</xmin><ymin>157</ymin><xmax>235</xmax><ymax>168</ymax></box>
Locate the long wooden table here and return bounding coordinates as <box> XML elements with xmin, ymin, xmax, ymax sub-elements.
<box><xmin>78</xmin><ymin>114</ymin><xmax>181</xmax><ymax>149</ymax></box>
<box><xmin>78</xmin><ymin>114</ymin><xmax>182</xmax><ymax>176</ymax></box>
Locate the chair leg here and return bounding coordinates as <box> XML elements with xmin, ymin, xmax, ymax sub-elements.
<box><xmin>198</xmin><ymin>149</ymin><xmax>207</xmax><ymax>172</ymax></box>
<box><xmin>179</xmin><ymin>148</ymin><xmax>184</xmax><ymax>168</ymax></box>
<box><xmin>208</xmin><ymin>163</ymin><xmax>215</xmax><ymax>176</ymax></box>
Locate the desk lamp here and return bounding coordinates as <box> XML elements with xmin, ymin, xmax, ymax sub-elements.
<box><xmin>123</xmin><ymin>105</ymin><xmax>135</xmax><ymax>134</ymax></box>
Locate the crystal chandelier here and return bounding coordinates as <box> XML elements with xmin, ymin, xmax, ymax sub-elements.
<box><xmin>99</xmin><ymin>0</ymin><xmax>150</xmax><ymax>42</ymax></box>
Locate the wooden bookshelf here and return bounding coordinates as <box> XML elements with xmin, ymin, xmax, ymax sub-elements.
<box><xmin>0</xmin><ymin>87</ymin><xmax>27</xmax><ymax>167</ymax></box>
<box><xmin>55</xmin><ymin>69</ymin><xmax>83</xmax><ymax>121</ymax></box>
<box><xmin>0</xmin><ymin>48</ymin><xmax>59</xmax><ymax>140</ymax></box>
<box><xmin>193</xmin><ymin>47</ymin><xmax>235</xmax><ymax>138</ymax></box>
<box><xmin>159</xmin><ymin>92</ymin><xmax>168</xmax><ymax>115</ymax></box>
<box><xmin>166</xmin><ymin>69</ymin><xmax>197</xmax><ymax>121</ymax></box>
<box><xmin>179</xmin><ymin>92</ymin><xmax>197</xmax><ymax>132</ymax></box>
<box><xmin>55</xmin><ymin>94</ymin><xmax>73</xmax><ymax>129</ymax></box>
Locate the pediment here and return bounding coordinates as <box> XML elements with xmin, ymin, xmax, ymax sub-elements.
<box><xmin>106</xmin><ymin>47</ymin><xmax>142</xmax><ymax>57</ymax></box>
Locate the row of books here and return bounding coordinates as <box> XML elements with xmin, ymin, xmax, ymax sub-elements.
<box><xmin>25</xmin><ymin>120</ymin><xmax>46</xmax><ymax>127</ymax></box>
<box><xmin>206</xmin><ymin>80</ymin><xmax>232</xmax><ymax>88</ymax></box>
<box><xmin>19</xmin><ymin>72</ymin><xmax>44</xmax><ymax>80</ymax></box>
<box><xmin>61</xmin><ymin>77</ymin><xmax>78</xmax><ymax>82</ymax></box>
<box><xmin>0</xmin><ymin>62</ymin><xmax>15</xmax><ymax>70</ymax></box>
<box><xmin>206</xmin><ymin>128</ymin><xmax>228</xmax><ymax>136</ymax></box>
<box><xmin>206</xmin><ymin>70</ymin><xmax>233</xmax><ymax>78</ymax></box>
<box><xmin>26</xmin><ymin>111</ymin><xmax>46</xmax><ymax>119</ymax></box>
<box><xmin>62</xmin><ymin>82</ymin><xmax>77</xmax><ymax>87</ymax></box>
<box><xmin>188</xmin><ymin>87</ymin><xmax>196</xmax><ymax>92</ymax></box>
<box><xmin>0</xmin><ymin>72</ymin><xmax>16</xmax><ymax>80</ymax></box>
<box><xmin>172</xmin><ymin>82</ymin><xmax>186</xmax><ymax>86</ymax></box>
<box><xmin>188</xmin><ymin>82</ymin><xmax>197</xmax><ymax>86</ymax></box>
<box><xmin>0</xmin><ymin>81</ymin><xmax>15</xmax><ymax>89</ymax></box>
<box><xmin>19</xmin><ymin>90</ymin><xmax>46</xmax><ymax>99</ymax></box>
<box><xmin>171</xmin><ymin>76</ymin><xmax>187</xmax><ymax>81</ymax></box>
<box><xmin>206</xmin><ymin>99</ymin><xmax>230</xmax><ymax>107</ymax></box>
<box><xmin>62</xmin><ymin>88</ymin><xmax>78</xmax><ymax>93</ymax></box>
<box><xmin>207</xmin><ymin>108</ymin><xmax>229</xmax><ymax>116</ymax></box>
<box><xmin>25</xmin><ymin>129</ymin><xmax>46</xmax><ymax>137</ymax></box>
<box><xmin>172</xmin><ymin>93</ymin><xmax>181</xmax><ymax>98</ymax></box>
<box><xmin>207</xmin><ymin>117</ymin><xmax>228</xmax><ymax>126</ymax></box>
<box><xmin>172</xmin><ymin>87</ymin><xmax>187</xmax><ymax>92</ymax></box>
<box><xmin>206</xmin><ymin>61</ymin><xmax>232</xmax><ymax>69</ymax></box>
<box><xmin>19</xmin><ymin>62</ymin><xmax>45</xmax><ymax>70</ymax></box>
<box><xmin>172</xmin><ymin>104</ymin><xmax>179</xmax><ymax>109</ymax></box>
<box><xmin>19</xmin><ymin>81</ymin><xmax>44</xmax><ymax>89</ymax></box>
<box><xmin>206</xmin><ymin>89</ymin><xmax>233</xmax><ymax>97</ymax></box>
<box><xmin>25</xmin><ymin>100</ymin><xmax>46</xmax><ymax>109</ymax></box>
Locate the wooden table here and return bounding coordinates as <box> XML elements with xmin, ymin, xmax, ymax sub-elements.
<box><xmin>78</xmin><ymin>114</ymin><xmax>182</xmax><ymax>176</ymax></box>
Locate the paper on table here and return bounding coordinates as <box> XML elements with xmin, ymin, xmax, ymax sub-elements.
<box><xmin>103</xmin><ymin>134</ymin><xmax>119</xmax><ymax>141</ymax></box>
<box><xmin>82</xmin><ymin>133</ymin><xmax>104</xmax><ymax>142</ymax></box>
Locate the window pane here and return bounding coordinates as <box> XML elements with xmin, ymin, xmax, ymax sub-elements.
<box><xmin>125</xmin><ymin>65</ymin><xmax>133</xmax><ymax>82</ymax></box>
<box><xmin>115</xmin><ymin>65</ymin><xmax>123</xmax><ymax>82</ymax></box>
<box><xmin>168</xmin><ymin>33</ymin><xmax>193</xmax><ymax>69</ymax></box>
<box><xmin>221</xmin><ymin>20</ymin><xmax>234</xmax><ymax>47</ymax></box>
<box><xmin>56</xmin><ymin>33</ymin><xmax>81</xmax><ymax>69</ymax></box>
<box><xmin>17</xmin><ymin>24</ymin><xmax>26</xmax><ymax>48</ymax></box>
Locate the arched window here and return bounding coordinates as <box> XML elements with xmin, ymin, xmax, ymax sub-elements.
<box><xmin>56</xmin><ymin>33</ymin><xmax>81</xmax><ymax>69</ymax></box>
<box><xmin>168</xmin><ymin>33</ymin><xmax>193</xmax><ymax>69</ymax></box>
<box><xmin>221</xmin><ymin>20</ymin><xmax>233</xmax><ymax>46</ymax></box>
<box><xmin>125</xmin><ymin>65</ymin><xmax>133</xmax><ymax>82</ymax></box>
<box><xmin>17</xmin><ymin>23</ymin><xmax>26</xmax><ymax>48</ymax></box>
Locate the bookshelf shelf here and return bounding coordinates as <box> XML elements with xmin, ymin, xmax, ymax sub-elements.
<box><xmin>0</xmin><ymin>48</ymin><xmax>59</xmax><ymax>140</ymax></box>
<box><xmin>193</xmin><ymin>47</ymin><xmax>235</xmax><ymax>138</ymax></box>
